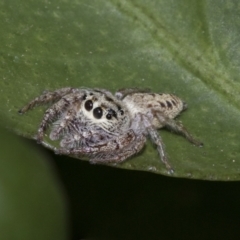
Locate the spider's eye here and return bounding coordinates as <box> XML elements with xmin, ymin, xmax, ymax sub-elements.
<box><xmin>82</xmin><ymin>94</ymin><xmax>87</xmax><ymax>100</ymax></box>
<box><xmin>106</xmin><ymin>109</ymin><xmax>117</xmax><ymax>120</ymax></box>
<box><xmin>85</xmin><ymin>100</ymin><xmax>93</xmax><ymax>111</ymax></box>
<box><xmin>106</xmin><ymin>113</ymin><xmax>112</xmax><ymax>120</ymax></box>
<box><xmin>117</xmin><ymin>106</ymin><xmax>124</xmax><ymax>115</ymax></box>
<box><xmin>93</xmin><ymin>107</ymin><xmax>103</xmax><ymax>119</ymax></box>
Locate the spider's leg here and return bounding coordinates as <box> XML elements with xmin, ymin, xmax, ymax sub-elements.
<box><xmin>93</xmin><ymin>88</ymin><xmax>113</xmax><ymax>96</ymax></box>
<box><xmin>155</xmin><ymin>112</ymin><xmax>203</xmax><ymax>147</ymax></box>
<box><xmin>56</xmin><ymin>130</ymin><xmax>138</xmax><ymax>158</ymax></box>
<box><xmin>37</xmin><ymin>93</ymin><xmax>85</xmax><ymax>142</ymax></box>
<box><xmin>115</xmin><ymin>88</ymin><xmax>151</xmax><ymax>100</ymax></box>
<box><xmin>141</xmin><ymin>114</ymin><xmax>173</xmax><ymax>172</ymax></box>
<box><xmin>18</xmin><ymin>87</ymin><xmax>76</xmax><ymax>114</ymax></box>
<box><xmin>50</xmin><ymin>108</ymin><xmax>77</xmax><ymax>140</ymax></box>
<box><xmin>90</xmin><ymin>134</ymin><xmax>146</xmax><ymax>164</ymax></box>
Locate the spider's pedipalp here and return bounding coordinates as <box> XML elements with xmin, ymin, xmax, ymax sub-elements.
<box><xmin>58</xmin><ymin>130</ymin><xmax>137</xmax><ymax>157</ymax></box>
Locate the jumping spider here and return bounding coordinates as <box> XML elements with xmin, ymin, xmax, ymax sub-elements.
<box><xmin>19</xmin><ymin>87</ymin><xmax>202</xmax><ymax>173</ymax></box>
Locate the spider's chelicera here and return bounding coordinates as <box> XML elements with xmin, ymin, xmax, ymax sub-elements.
<box><xmin>19</xmin><ymin>87</ymin><xmax>203</xmax><ymax>172</ymax></box>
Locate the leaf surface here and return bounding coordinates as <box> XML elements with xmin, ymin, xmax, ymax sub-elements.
<box><xmin>1</xmin><ymin>0</ymin><xmax>240</xmax><ymax>180</ymax></box>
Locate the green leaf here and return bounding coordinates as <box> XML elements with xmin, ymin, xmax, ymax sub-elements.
<box><xmin>0</xmin><ymin>126</ymin><xmax>68</xmax><ymax>240</ymax></box>
<box><xmin>1</xmin><ymin>0</ymin><xmax>240</xmax><ymax>180</ymax></box>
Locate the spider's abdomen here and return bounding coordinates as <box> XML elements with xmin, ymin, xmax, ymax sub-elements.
<box><xmin>123</xmin><ymin>93</ymin><xmax>186</xmax><ymax>128</ymax></box>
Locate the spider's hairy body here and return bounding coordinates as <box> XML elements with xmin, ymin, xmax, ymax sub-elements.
<box><xmin>19</xmin><ymin>87</ymin><xmax>202</xmax><ymax>172</ymax></box>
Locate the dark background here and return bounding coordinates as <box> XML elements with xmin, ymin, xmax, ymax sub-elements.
<box><xmin>47</xmin><ymin>149</ymin><xmax>240</xmax><ymax>240</ymax></box>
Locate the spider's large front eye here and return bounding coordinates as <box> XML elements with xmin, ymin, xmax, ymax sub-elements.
<box><xmin>93</xmin><ymin>107</ymin><xmax>103</xmax><ymax>119</ymax></box>
<box><xmin>85</xmin><ymin>100</ymin><xmax>93</xmax><ymax>111</ymax></box>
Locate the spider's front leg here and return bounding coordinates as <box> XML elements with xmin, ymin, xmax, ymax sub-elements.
<box><xmin>49</xmin><ymin>109</ymin><xmax>77</xmax><ymax>140</ymax></box>
<box><xmin>90</xmin><ymin>134</ymin><xmax>146</xmax><ymax>164</ymax></box>
<box><xmin>56</xmin><ymin>130</ymin><xmax>138</xmax><ymax>159</ymax></box>
<box><xmin>18</xmin><ymin>87</ymin><xmax>75</xmax><ymax>114</ymax></box>
<box><xmin>37</xmin><ymin>92</ymin><xmax>86</xmax><ymax>143</ymax></box>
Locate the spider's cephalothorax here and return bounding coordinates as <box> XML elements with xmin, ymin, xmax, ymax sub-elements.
<box><xmin>19</xmin><ymin>87</ymin><xmax>203</xmax><ymax>172</ymax></box>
